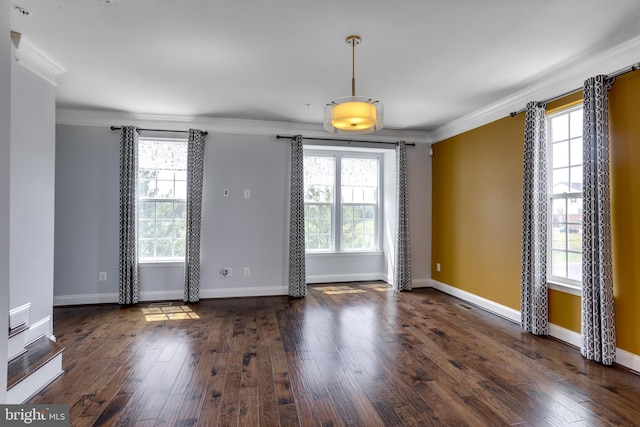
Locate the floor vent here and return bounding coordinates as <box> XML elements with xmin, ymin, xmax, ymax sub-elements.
<box><xmin>148</xmin><ymin>302</ymin><xmax>173</xmax><ymax>307</ymax></box>
<box><xmin>458</xmin><ymin>303</ymin><xmax>473</xmax><ymax>310</ymax></box>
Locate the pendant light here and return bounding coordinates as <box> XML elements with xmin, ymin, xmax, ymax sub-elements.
<box><xmin>324</xmin><ymin>35</ymin><xmax>384</xmax><ymax>134</ymax></box>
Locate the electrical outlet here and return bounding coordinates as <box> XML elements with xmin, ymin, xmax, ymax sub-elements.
<box><xmin>243</xmin><ymin>267</ymin><xmax>251</xmax><ymax>276</ymax></box>
<box><xmin>99</xmin><ymin>272</ymin><xmax>107</xmax><ymax>281</ymax></box>
<box><xmin>223</xmin><ymin>189</ymin><xmax>229</xmax><ymax>197</ymax></box>
<box><xmin>244</xmin><ymin>189</ymin><xmax>251</xmax><ymax>199</ymax></box>
<box><xmin>436</xmin><ymin>263</ymin><xmax>441</xmax><ymax>272</ymax></box>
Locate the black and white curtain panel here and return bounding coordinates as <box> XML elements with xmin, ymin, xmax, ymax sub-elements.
<box><xmin>581</xmin><ymin>75</ymin><xmax>616</xmax><ymax>365</ymax></box>
<box><xmin>184</xmin><ymin>129</ymin><xmax>206</xmax><ymax>303</ymax></box>
<box><xmin>394</xmin><ymin>141</ymin><xmax>412</xmax><ymax>292</ymax></box>
<box><xmin>520</xmin><ymin>102</ymin><xmax>549</xmax><ymax>335</ymax></box>
<box><xmin>288</xmin><ymin>135</ymin><xmax>307</xmax><ymax>298</ymax></box>
<box><xmin>119</xmin><ymin>126</ymin><xmax>140</xmax><ymax>305</ymax></box>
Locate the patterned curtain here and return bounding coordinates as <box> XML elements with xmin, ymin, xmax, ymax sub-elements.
<box><xmin>119</xmin><ymin>126</ymin><xmax>140</xmax><ymax>305</ymax></box>
<box><xmin>394</xmin><ymin>141</ymin><xmax>412</xmax><ymax>292</ymax></box>
<box><xmin>520</xmin><ymin>102</ymin><xmax>548</xmax><ymax>335</ymax></box>
<box><xmin>184</xmin><ymin>129</ymin><xmax>206</xmax><ymax>303</ymax></box>
<box><xmin>288</xmin><ymin>135</ymin><xmax>306</xmax><ymax>298</ymax></box>
<box><xmin>581</xmin><ymin>75</ymin><xmax>616</xmax><ymax>365</ymax></box>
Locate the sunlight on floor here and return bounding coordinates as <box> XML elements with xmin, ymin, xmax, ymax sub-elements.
<box><xmin>141</xmin><ymin>305</ymin><xmax>200</xmax><ymax>321</ymax></box>
<box><xmin>359</xmin><ymin>284</ymin><xmax>393</xmax><ymax>292</ymax></box>
<box><xmin>316</xmin><ymin>284</ymin><xmax>392</xmax><ymax>294</ymax></box>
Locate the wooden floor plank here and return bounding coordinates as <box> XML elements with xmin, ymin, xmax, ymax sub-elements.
<box><xmin>26</xmin><ymin>283</ymin><xmax>640</xmax><ymax>426</ymax></box>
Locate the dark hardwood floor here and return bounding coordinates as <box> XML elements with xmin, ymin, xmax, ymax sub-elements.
<box><xmin>29</xmin><ymin>283</ymin><xmax>640</xmax><ymax>426</ymax></box>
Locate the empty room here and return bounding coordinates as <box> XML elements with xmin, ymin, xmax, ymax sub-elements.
<box><xmin>2</xmin><ymin>0</ymin><xmax>640</xmax><ymax>425</ymax></box>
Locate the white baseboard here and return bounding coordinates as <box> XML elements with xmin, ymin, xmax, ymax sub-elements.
<box><xmin>54</xmin><ymin>285</ymin><xmax>290</xmax><ymax>306</ymax></box>
<box><xmin>617</xmin><ymin>348</ymin><xmax>640</xmax><ymax>373</ymax></box>
<box><xmin>9</xmin><ymin>303</ymin><xmax>31</xmax><ymax>329</ymax></box>
<box><xmin>54</xmin><ymin>292</ymin><xmax>119</xmax><ymax>306</ymax></box>
<box><xmin>427</xmin><ymin>279</ymin><xmax>521</xmax><ymax>323</ymax></box>
<box><xmin>548</xmin><ymin>323</ymin><xmax>581</xmax><ymax>347</ymax></box>
<box><xmin>411</xmin><ymin>278</ymin><xmax>431</xmax><ymax>288</ymax></box>
<box><xmin>200</xmin><ymin>285</ymin><xmax>288</xmax><ymax>299</ymax></box>
<box><xmin>306</xmin><ymin>273</ymin><xmax>387</xmax><ymax>284</ymax></box>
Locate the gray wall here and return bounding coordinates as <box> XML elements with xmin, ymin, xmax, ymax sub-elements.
<box><xmin>1</xmin><ymin>0</ymin><xmax>11</xmax><ymax>403</ymax></box>
<box><xmin>54</xmin><ymin>124</ymin><xmax>433</xmax><ymax>304</ymax></box>
<box><xmin>10</xmin><ymin>59</ymin><xmax>56</xmax><ymax>340</ymax></box>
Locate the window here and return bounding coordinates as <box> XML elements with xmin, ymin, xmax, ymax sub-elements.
<box><xmin>548</xmin><ymin>105</ymin><xmax>583</xmax><ymax>284</ymax></box>
<box><xmin>138</xmin><ymin>138</ymin><xmax>187</xmax><ymax>261</ymax></box>
<box><xmin>304</xmin><ymin>150</ymin><xmax>380</xmax><ymax>252</ymax></box>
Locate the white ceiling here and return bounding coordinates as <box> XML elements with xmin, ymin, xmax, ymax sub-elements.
<box><xmin>9</xmin><ymin>0</ymin><xmax>640</xmax><ymax>136</ymax></box>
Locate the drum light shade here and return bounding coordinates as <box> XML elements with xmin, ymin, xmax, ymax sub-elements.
<box><xmin>324</xmin><ymin>36</ymin><xmax>384</xmax><ymax>135</ymax></box>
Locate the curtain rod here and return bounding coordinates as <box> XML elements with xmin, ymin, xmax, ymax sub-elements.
<box><xmin>509</xmin><ymin>61</ymin><xmax>640</xmax><ymax>117</ymax></box>
<box><xmin>276</xmin><ymin>135</ymin><xmax>416</xmax><ymax>146</ymax></box>
<box><xmin>110</xmin><ymin>126</ymin><xmax>208</xmax><ymax>135</ymax></box>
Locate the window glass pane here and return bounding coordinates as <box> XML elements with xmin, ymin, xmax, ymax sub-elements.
<box><xmin>569</xmin><ymin>138</ymin><xmax>582</xmax><ymax>166</ymax></box>
<box><xmin>341</xmin><ymin>158</ymin><xmax>378</xmax><ymax>203</ymax></box>
<box><xmin>139</xmin><ymin>201</ymin><xmax>156</xmax><ymax>220</ymax></box>
<box><xmin>568</xmin><ymin>253</ymin><xmax>582</xmax><ymax>281</ymax></box>
<box><xmin>552</xmin><ymin>141</ymin><xmax>569</xmax><ymax>168</ymax></box>
<box><xmin>174</xmin><ymin>181</ymin><xmax>187</xmax><ymax>199</ymax></box>
<box><xmin>305</xmin><ymin>204</ymin><xmax>318</xmax><ymax>219</ymax></box>
<box><xmin>174</xmin><ymin>240</ymin><xmax>186</xmax><ymax>257</ymax></box>
<box><xmin>304</xmin><ymin>203</ymin><xmax>332</xmax><ymax>250</ymax></box>
<box><xmin>139</xmin><ymin>139</ymin><xmax>188</xmax><ymax>171</ymax></box>
<box><xmin>174</xmin><ymin>202</ymin><xmax>186</xmax><ymax>219</ymax></box>
<box><xmin>551</xmin><ymin>114</ymin><xmax>569</xmax><ymax>142</ymax></box>
<box><xmin>551</xmin><ymin>198</ymin><xmax>566</xmax><ymax>227</ymax></box>
<box><xmin>139</xmin><ymin>176</ymin><xmax>158</xmax><ymax>198</ymax></box>
<box><xmin>552</xmin><ymin>228</ymin><xmax>566</xmax><ymax>251</ymax></box>
<box><xmin>304</xmin><ymin>156</ymin><xmax>334</xmax><ymax>202</ymax></box>
<box><xmin>552</xmin><ymin>168</ymin><xmax>569</xmax><ymax>193</ymax></box>
<box><xmin>552</xmin><ymin>250</ymin><xmax>567</xmax><ymax>277</ymax></box>
<box><xmin>139</xmin><ymin>220</ymin><xmax>156</xmax><ymax>238</ymax></box>
<box><xmin>569</xmin><ymin>110</ymin><xmax>583</xmax><ymax>138</ymax></box>
<box><xmin>567</xmin><ymin>225</ymin><xmax>582</xmax><ymax>252</ymax></box>
<box><xmin>342</xmin><ymin>205</ymin><xmax>375</xmax><ymax>251</ymax></box>
<box><xmin>156</xmin><ymin>202</ymin><xmax>174</xmax><ymax>219</ymax></box>
<box><xmin>570</xmin><ymin>166</ymin><xmax>583</xmax><ymax>193</ymax></box>
<box><xmin>157</xmin><ymin>220</ymin><xmax>173</xmax><ymax>239</ymax></box>
<box><xmin>156</xmin><ymin>180</ymin><xmax>175</xmax><ymax>198</ymax></box>
<box><xmin>139</xmin><ymin>240</ymin><xmax>154</xmax><ymax>258</ymax></box>
<box><xmin>319</xmin><ymin>205</ymin><xmax>331</xmax><ymax>219</ymax></box>
<box><xmin>174</xmin><ymin>220</ymin><xmax>186</xmax><ymax>239</ymax></box>
<box><xmin>156</xmin><ymin>239</ymin><xmax>173</xmax><ymax>257</ymax></box>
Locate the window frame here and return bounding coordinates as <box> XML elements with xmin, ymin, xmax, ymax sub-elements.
<box><xmin>303</xmin><ymin>148</ymin><xmax>382</xmax><ymax>254</ymax></box>
<box><xmin>137</xmin><ymin>137</ymin><xmax>188</xmax><ymax>263</ymax></box>
<box><xmin>546</xmin><ymin>104</ymin><xmax>583</xmax><ymax>292</ymax></box>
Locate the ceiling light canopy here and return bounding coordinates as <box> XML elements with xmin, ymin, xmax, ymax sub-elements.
<box><xmin>324</xmin><ymin>35</ymin><xmax>384</xmax><ymax>135</ymax></box>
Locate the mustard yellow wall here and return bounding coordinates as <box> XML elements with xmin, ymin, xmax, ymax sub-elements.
<box><xmin>431</xmin><ymin>115</ymin><xmax>524</xmax><ymax>310</ymax></box>
<box><xmin>548</xmin><ymin>289</ymin><xmax>581</xmax><ymax>332</ymax></box>
<box><xmin>432</xmin><ymin>71</ymin><xmax>640</xmax><ymax>356</ymax></box>
<box><xmin>610</xmin><ymin>72</ymin><xmax>640</xmax><ymax>355</ymax></box>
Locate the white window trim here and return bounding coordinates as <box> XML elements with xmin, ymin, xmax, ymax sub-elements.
<box><xmin>304</xmin><ymin>148</ymin><xmax>383</xmax><ymax>254</ymax></box>
<box><xmin>546</xmin><ymin>104</ymin><xmax>583</xmax><ymax>292</ymax></box>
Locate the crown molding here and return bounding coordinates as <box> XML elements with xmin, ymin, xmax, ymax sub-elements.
<box><xmin>431</xmin><ymin>34</ymin><xmax>640</xmax><ymax>143</ymax></box>
<box><xmin>56</xmin><ymin>108</ymin><xmax>434</xmax><ymax>144</ymax></box>
<box><xmin>13</xmin><ymin>34</ymin><xmax>66</xmax><ymax>85</ymax></box>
